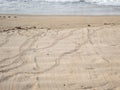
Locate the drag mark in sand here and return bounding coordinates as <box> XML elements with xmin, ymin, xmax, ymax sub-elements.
<box><xmin>0</xmin><ymin>25</ymin><xmax>120</xmax><ymax>90</ymax></box>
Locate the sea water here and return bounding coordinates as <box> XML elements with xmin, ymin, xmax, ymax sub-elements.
<box><xmin>0</xmin><ymin>0</ymin><xmax>120</xmax><ymax>15</ymax></box>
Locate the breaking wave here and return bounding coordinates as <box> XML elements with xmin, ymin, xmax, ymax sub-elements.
<box><xmin>0</xmin><ymin>0</ymin><xmax>120</xmax><ymax>6</ymax></box>
<box><xmin>45</xmin><ymin>0</ymin><xmax>120</xmax><ymax>6</ymax></box>
<box><xmin>0</xmin><ymin>0</ymin><xmax>120</xmax><ymax>15</ymax></box>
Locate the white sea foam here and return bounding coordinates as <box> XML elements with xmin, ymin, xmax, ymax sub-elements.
<box><xmin>44</xmin><ymin>0</ymin><xmax>120</xmax><ymax>5</ymax></box>
<box><xmin>44</xmin><ymin>0</ymin><xmax>81</xmax><ymax>2</ymax></box>
<box><xmin>85</xmin><ymin>0</ymin><xmax>120</xmax><ymax>6</ymax></box>
<box><xmin>0</xmin><ymin>0</ymin><xmax>120</xmax><ymax>15</ymax></box>
<box><xmin>0</xmin><ymin>0</ymin><xmax>120</xmax><ymax>6</ymax></box>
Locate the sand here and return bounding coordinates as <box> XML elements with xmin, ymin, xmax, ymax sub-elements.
<box><xmin>0</xmin><ymin>15</ymin><xmax>120</xmax><ymax>90</ymax></box>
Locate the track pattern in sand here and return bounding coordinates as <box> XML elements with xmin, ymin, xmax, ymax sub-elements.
<box><xmin>0</xmin><ymin>25</ymin><xmax>120</xmax><ymax>90</ymax></box>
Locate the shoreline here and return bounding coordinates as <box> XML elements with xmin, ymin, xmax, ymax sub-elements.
<box><xmin>1</xmin><ymin>13</ymin><xmax>120</xmax><ymax>16</ymax></box>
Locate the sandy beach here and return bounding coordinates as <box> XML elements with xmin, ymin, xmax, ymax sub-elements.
<box><xmin>0</xmin><ymin>15</ymin><xmax>120</xmax><ymax>90</ymax></box>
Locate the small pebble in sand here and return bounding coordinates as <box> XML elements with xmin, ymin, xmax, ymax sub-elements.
<box><xmin>63</xmin><ymin>84</ymin><xmax>66</xmax><ymax>86</ymax></box>
<box><xmin>8</xmin><ymin>16</ymin><xmax>11</xmax><ymax>18</ymax></box>
<box><xmin>104</xmin><ymin>23</ymin><xmax>108</xmax><ymax>25</ymax></box>
<box><xmin>47</xmin><ymin>28</ymin><xmax>51</xmax><ymax>30</ymax></box>
<box><xmin>88</xmin><ymin>24</ymin><xmax>91</xmax><ymax>27</ymax></box>
<box><xmin>40</xmin><ymin>27</ymin><xmax>44</xmax><ymax>29</ymax></box>
<box><xmin>14</xmin><ymin>16</ymin><xmax>17</xmax><ymax>18</ymax></box>
<box><xmin>33</xmin><ymin>26</ymin><xmax>36</xmax><ymax>29</ymax></box>
<box><xmin>15</xmin><ymin>26</ymin><xmax>22</xmax><ymax>29</ymax></box>
<box><xmin>3</xmin><ymin>16</ymin><xmax>6</xmax><ymax>18</ymax></box>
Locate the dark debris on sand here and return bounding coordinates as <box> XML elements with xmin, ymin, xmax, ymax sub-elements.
<box><xmin>0</xmin><ymin>26</ymin><xmax>37</xmax><ymax>33</ymax></box>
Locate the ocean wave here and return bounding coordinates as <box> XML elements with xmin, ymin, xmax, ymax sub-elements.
<box><xmin>44</xmin><ymin>0</ymin><xmax>82</xmax><ymax>2</ymax></box>
<box><xmin>0</xmin><ymin>0</ymin><xmax>120</xmax><ymax>15</ymax></box>
<box><xmin>45</xmin><ymin>0</ymin><xmax>120</xmax><ymax>6</ymax></box>
<box><xmin>85</xmin><ymin>0</ymin><xmax>120</xmax><ymax>6</ymax></box>
<box><xmin>0</xmin><ymin>0</ymin><xmax>120</xmax><ymax>6</ymax></box>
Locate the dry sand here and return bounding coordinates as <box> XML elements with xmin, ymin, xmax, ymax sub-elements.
<box><xmin>0</xmin><ymin>15</ymin><xmax>120</xmax><ymax>90</ymax></box>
